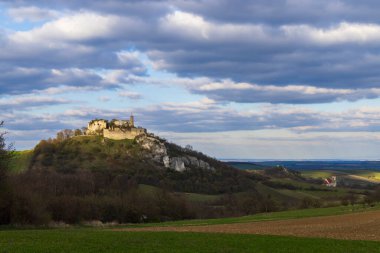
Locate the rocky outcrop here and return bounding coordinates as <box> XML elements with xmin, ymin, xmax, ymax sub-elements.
<box><xmin>136</xmin><ymin>135</ymin><xmax>215</xmax><ymax>172</ymax></box>
<box><xmin>199</xmin><ymin>159</ymin><xmax>212</xmax><ymax>170</ymax></box>
<box><xmin>163</xmin><ymin>156</ymin><xmax>170</xmax><ymax>168</ymax></box>
<box><xmin>167</xmin><ymin>156</ymin><xmax>214</xmax><ymax>172</ymax></box>
<box><xmin>136</xmin><ymin>135</ymin><xmax>168</xmax><ymax>162</ymax></box>
<box><xmin>170</xmin><ymin>157</ymin><xmax>186</xmax><ymax>172</ymax></box>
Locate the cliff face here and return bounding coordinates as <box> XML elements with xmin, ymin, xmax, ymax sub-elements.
<box><xmin>136</xmin><ymin>135</ymin><xmax>214</xmax><ymax>172</ymax></box>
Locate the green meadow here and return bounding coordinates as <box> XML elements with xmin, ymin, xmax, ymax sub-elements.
<box><xmin>1</xmin><ymin>194</ymin><xmax>380</xmax><ymax>253</ymax></box>
<box><xmin>126</xmin><ymin>202</ymin><xmax>380</xmax><ymax>227</ymax></box>
<box><xmin>1</xmin><ymin>229</ymin><xmax>379</xmax><ymax>253</ymax></box>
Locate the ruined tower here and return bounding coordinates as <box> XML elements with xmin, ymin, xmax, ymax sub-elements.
<box><xmin>129</xmin><ymin>114</ymin><xmax>134</xmax><ymax>127</ymax></box>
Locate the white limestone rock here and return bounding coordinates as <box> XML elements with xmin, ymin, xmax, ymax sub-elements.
<box><xmin>170</xmin><ymin>157</ymin><xmax>186</xmax><ymax>172</ymax></box>
<box><xmin>163</xmin><ymin>156</ymin><xmax>170</xmax><ymax>168</ymax></box>
<box><xmin>137</xmin><ymin>135</ymin><xmax>167</xmax><ymax>157</ymax></box>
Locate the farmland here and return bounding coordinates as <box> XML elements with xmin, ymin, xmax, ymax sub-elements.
<box><xmin>125</xmin><ymin>209</ymin><xmax>380</xmax><ymax>241</ymax></box>
<box><xmin>2</xmin><ymin>205</ymin><xmax>380</xmax><ymax>253</ymax></box>
<box><xmin>1</xmin><ymin>230</ymin><xmax>380</xmax><ymax>253</ymax></box>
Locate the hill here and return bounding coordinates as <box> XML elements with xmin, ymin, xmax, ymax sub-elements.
<box><xmin>4</xmin><ymin>133</ymin><xmax>275</xmax><ymax>225</ymax></box>
<box><xmin>6</xmin><ymin>131</ymin><xmax>378</xmax><ymax>226</ymax></box>
<box><xmin>28</xmin><ymin>135</ymin><xmax>261</xmax><ymax>194</ymax></box>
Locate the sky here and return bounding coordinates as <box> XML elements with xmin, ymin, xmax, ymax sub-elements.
<box><xmin>1</xmin><ymin>0</ymin><xmax>380</xmax><ymax>160</ymax></box>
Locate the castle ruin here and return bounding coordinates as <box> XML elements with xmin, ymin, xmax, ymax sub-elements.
<box><xmin>85</xmin><ymin>115</ymin><xmax>147</xmax><ymax>140</ymax></box>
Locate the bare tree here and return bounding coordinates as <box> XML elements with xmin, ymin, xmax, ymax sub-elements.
<box><xmin>56</xmin><ymin>129</ymin><xmax>74</xmax><ymax>141</ymax></box>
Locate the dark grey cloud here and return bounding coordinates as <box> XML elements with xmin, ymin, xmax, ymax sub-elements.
<box><xmin>3</xmin><ymin>0</ymin><xmax>170</xmax><ymax>19</ymax></box>
<box><xmin>0</xmin><ymin>67</ymin><xmax>122</xmax><ymax>94</ymax></box>
<box><xmin>190</xmin><ymin>83</ymin><xmax>380</xmax><ymax>104</ymax></box>
<box><xmin>175</xmin><ymin>0</ymin><xmax>380</xmax><ymax>26</ymax></box>
<box><xmin>56</xmin><ymin>102</ymin><xmax>380</xmax><ymax>133</ymax></box>
<box><xmin>2</xmin><ymin>1</ymin><xmax>380</xmax><ymax>101</ymax></box>
<box><xmin>7</xmin><ymin>0</ymin><xmax>380</xmax><ymax>26</ymax></box>
<box><xmin>0</xmin><ymin>16</ymin><xmax>148</xmax><ymax>70</ymax></box>
<box><xmin>144</xmin><ymin>25</ymin><xmax>380</xmax><ymax>89</ymax></box>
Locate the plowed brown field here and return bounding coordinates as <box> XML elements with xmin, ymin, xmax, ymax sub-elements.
<box><xmin>120</xmin><ymin>210</ymin><xmax>380</xmax><ymax>241</ymax></box>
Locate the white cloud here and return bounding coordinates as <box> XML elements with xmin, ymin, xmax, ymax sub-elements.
<box><xmin>160</xmin><ymin>10</ymin><xmax>266</xmax><ymax>42</ymax></box>
<box><xmin>118</xmin><ymin>91</ymin><xmax>142</xmax><ymax>100</ymax></box>
<box><xmin>160</xmin><ymin>11</ymin><xmax>380</xmax><ymax>46</ymax></box>
<box><xmin>282</xmin><ymin>22</ymin><xmax>380</xmax><ymax>45</ymax></box>
<box><xmin>159</xmin><ymin>129</ymin><xmax>380</xmax><ymax>160</ymax></box>
<box><xmin>98</xmin><ymin>96</ymin><xmax>110</xmax><ymax>102</ymax></box>
<box><xmin>194</xmin><ymin>79</ymin><xmax>380</xmax><ymax>103</ymax></box>
<box><xmin>8</xmin><ymin>6</ymin><xmax>60</xmax><ymax>22</ymax></box>
<box><xmin>122</xmin><ymin>75</ymin><xmax>380</xmax><ymax>104</ymax></box>
<box><xmin>8</xmin><ymin>11</ymin><xmax>144</xmax><ymax>45</ymax></box>
<box><xmin>0</xmin><ymin>96</ymin><xmax>68</xmax><ymax>106</ymax></box>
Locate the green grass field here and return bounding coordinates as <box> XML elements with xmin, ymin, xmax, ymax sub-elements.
<box><xmin>1</xmin><ymin>229</ymin><xmax>379</xmax><ymax>253</ymax></box>
<box><xmin>125</xmin><ymin>203</ymin><xmax>380</xmax><ymax>228</ymax></box>
<box><xmin>2</xmin><ymin>204</ymin><xmax>380</xmax><ymax>252</ymax></box>
<box><xmin>351</xmin><ymin>170</ymin><xmax>380</xmax><ymax>181</ymax></box>
<box><xmin>301</xmin><ymin>170</ymin><xmax>343</xmax><ymax>179</ymax></box>
<box><xmin>301</xmin><ymin>169</ymin><xmax>380</xmax><ymax>182</ymax></box>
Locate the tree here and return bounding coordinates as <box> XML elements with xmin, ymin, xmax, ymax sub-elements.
<box><xmin>74</xmin><ymin>129</ymin><xmax>82</xmax><ymax>136</ymax></box>
<box><xmin>56</xmin><ymin>129</ymin><xmax>74</xmax><ymax>141</ymax></box>
<box><xmin>0</xmin><ymin>121</ymin><xmax>14</xmax><ymax>224</ymax></box>
<box><xmin>0</xmin><ymin>121</ymin><xmax>13</xmax><ymax>187</ymax></box>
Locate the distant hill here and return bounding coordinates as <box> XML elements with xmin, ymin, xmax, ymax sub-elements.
<box><xmin>243</xmin><ymin>160</ymin><xmax>380</xmax><ymax>171</ymax></box>
<box><xmin>226</xmin><ymin>161</ymin><xmax>271</xmax><ymax>170</ymax></box>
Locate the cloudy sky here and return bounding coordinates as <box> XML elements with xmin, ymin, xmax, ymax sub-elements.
<box><xmin>1</xmin><ymin>0</ymin><xmax>380</xmax><ymax>160</ymax></box>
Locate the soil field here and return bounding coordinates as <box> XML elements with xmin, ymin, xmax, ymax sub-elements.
<box><xmin>121</xmin><ymin>210</ymin><xmax>380</xmax><ymax>241</ymax></box>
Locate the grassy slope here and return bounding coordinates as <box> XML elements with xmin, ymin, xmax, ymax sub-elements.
<box><xmin>1</xmin><ymin>230</ymin><xmax>379</xmax><ymax>253</ymax></box>
<box><xmin>9</xmin><ymin>147</ymin><xmax>366</xmax><ymax>206</ymax></box>
<box><xmin>126</xmin><ymin>203</ymin><xmax>380</xmax><ymax>228</ymax></box>
<box><xmin>255</xmin><ymin>178</ymin><xmax>364</xmax><ymax>205</ymax></box>
<box><xmin>351</xmin><ymin>170</ymin><xmax>380</xmax><ymax>181</ymax></box>
<box><xmin>138</xmin><ymin>184</ymin><xmax>222</xmax><ymax>203</ymax></box>
<box><xmin>9</xmin><ymin>150</ymin><xmax>33</xmax><ymax>173</ymax></box>
<box><xmin>301</xmin><ymin>170</ymin><xmax>345</xmax><ymax>178</ymax></box>
<box><xmin>302</xmin><ymin>170</ymin><xmax>380</xmax><ymax>183</ymax></box>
